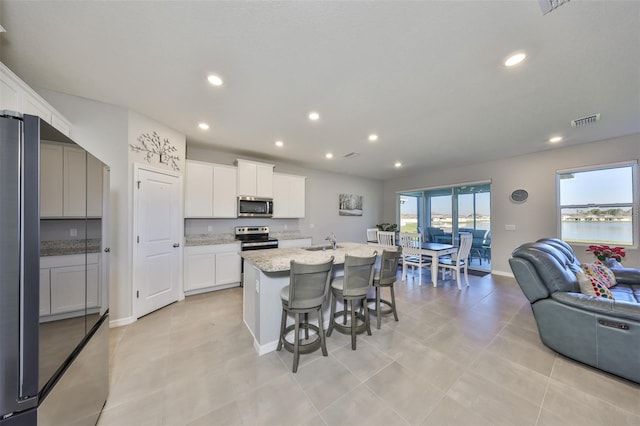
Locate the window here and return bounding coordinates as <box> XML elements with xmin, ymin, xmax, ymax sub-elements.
<box><xmin>399</xmin><ymin>194</ymin><xmax>419</xmax><ymax>233</ymax></box>
<box><xmin>558</xmin><ymin>163</ymin><xmax>637</xmax><ymax>246</ymax></box>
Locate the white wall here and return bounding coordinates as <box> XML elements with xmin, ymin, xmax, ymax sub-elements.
<box><xmin>383</xmin><ymin>133</ymin><xmax>640</xmax><ymax>275</ymax></box>
<box><xmin>38</xmin><ymin>90</ymin><xmax>187</xmax><ymax>324</ymax></box>
<box><xmin>187</xmin><ymin>146</ymin><xmax>384</xmax><ymax>244</ymax></box>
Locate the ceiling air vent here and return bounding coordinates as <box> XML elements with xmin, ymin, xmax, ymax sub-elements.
<box><xmin>571</xmin><ymin>113</ymin><xmax>600</xmax><ymax>128</ymax></box>
<box><xmin>343</xmin><ymin>152</ymin><xmax>360</xmax><ymax>159</ymax></box>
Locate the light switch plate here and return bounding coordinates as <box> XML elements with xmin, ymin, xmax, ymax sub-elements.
<box><xmin>505</xmin><ymin>224</ymin><xmax>516</xmax><ymax>231</ymax></box>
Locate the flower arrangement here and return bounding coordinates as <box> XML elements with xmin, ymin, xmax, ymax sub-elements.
<box><xmin>376</xmin><ymin>223</ymin><xmax>398</xmax><ymax>232</ymax></box>
<box><xmin>586</xmin><ymin>245</ymin><xmax>626</xmax><ymax>262</ymax></box>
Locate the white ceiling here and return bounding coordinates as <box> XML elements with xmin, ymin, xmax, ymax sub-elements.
<box><xmin>1</xmin><ymin>1</ymin><xmax>638</xmax><ymax>180</ymax></box>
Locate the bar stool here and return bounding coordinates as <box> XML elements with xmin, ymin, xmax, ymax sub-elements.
<box><xmin>326</xmin><ymin>252</ymin><xmax>377</xmax><ymax>350</ymax></box>
<box><xmin>276</xmin><ymin>257</ymin><xmax>334</xmax><ymax>373</ymax></box>
<box><xmin>368</xmin><ymin>249</ymin><xmax>402</xmax><ymax>329</ymax></box>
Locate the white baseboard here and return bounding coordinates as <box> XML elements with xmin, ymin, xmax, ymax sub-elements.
<box><xmin>491</xmin><ymin>270</ymin><xmax>515</xmax><ymax>278</ymax></box>
<box><xmin>109</xmin><ymin>316</ymin><xmax>136</xmax><ymax>328</ymax></box>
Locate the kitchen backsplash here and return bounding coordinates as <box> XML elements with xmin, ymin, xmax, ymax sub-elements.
<box><xmin>184</xmin><ymin>217</ymin><xmax>301</xmax><ymax>236</ymax></box>
<box><xmin>40</xmin><ymin>218</ymin><xmax>102</xmax><ymax>241</ymax></box>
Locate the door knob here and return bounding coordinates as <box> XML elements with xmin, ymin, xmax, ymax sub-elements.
<box><xmin>104</xmin><ymin>247</ymin><xmax>111</xmax><ymax>253</ymax></box>
<box><xmin>173</xmin><ymin>243</ymin><xmax>180</xmax><ymax>248</ymax></box>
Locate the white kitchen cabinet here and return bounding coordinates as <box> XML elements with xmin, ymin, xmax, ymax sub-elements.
<box><xmin>1</xmin><ymin>62</ymin><xmax>72</xmax><ymax>136</ymax></box>
<box><xmin>272</xmin><ymin>173</ymin><xmax>306</xmax><ymax>218</ymax></box>
<box><xmin>86</xmin><ymin>153</ymin><xmax>104</xmax><ymax>217</ymax></box>
<box><xmin>236</xmin><ymin>159</ymin><xmax>274</xmax><ymax>198</ymax></box>
<box><xmin>63</xmin><ymin>146</ymin><xmax>88</xmax><ymax>217</ymax></box>
<box><xmin>277</xmin><ymin>238</ymin><xmax>312</xmax><ymax>249</ymax></box>
<box><xmin>40</xmin><ymin>269</ymin><xmax>51</xmax><ymax>316</ymax></box>
<box><xmin>40</xmin><ymin>142</ymin><xmax>103</xmax><ymax>218</ymax></box>
<box><xmin>40</xmin><ymin>143</ymin><xmax>64</xmax><ymax>217</ymax></box>
<box><xmin>184</xmin><ymin>160</ymin><xmax>237</xmax><ymax>218</ymax></box>
<box><xmin>184</xmin><ymin>243</ymin><xmax>241</xmax><ymax>294</ymax></box>
<box><xmin>212</xmin><ymin>164</ymin><xmax>237</xmax><ymax>217</ymax></box>
<box><xmin>41</xmin><ymin>253</ymin><xmax>100</xmax><ymax>317</ymax></box>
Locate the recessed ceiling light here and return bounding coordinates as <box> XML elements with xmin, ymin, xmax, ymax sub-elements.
<box><xmin>549</xmin><ymin>136</ymin><xmax>563</xmax><ymax>143</ymax></box>
<box><xmin>275</xmin><ymin>140</ymin><xmax>284</xmax><ymax>147</ymax></box>
<box><xmin>325</xmin><ymin>152</ymin><xmax>333</xmax><ymax>159</ymax></box>
<box><xmin>504</xmin><ymin>52</ymin><xmax>526</xmax><ymax>67</ymax></box>
<box><xmin>368</xmin><ymin>134</ymin><xmax>378</xmax><ymax>142</ymax></box>
<box><xmin>207</xmin><ymin>74</ymin><xmax>223</xmax><ymax>86</ymax></box>
<box><xmin>308</xmin><ymin>112</ymin><xmax>320</xmax><ymax>121</ymax></box>
<box><xmin>394</xmin><ymin>162</ymin><xmax>402</xmax><ymax>168</ymax></box>
<box><xmin>198</xmin><ymin>123</ymin><xmax>210</xmax><ymax>130</ymax></box>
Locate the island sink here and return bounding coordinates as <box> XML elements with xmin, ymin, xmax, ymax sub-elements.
<box><xmin>304</xmin><ymin>244</ymin><xmax>343</xmax><ymax>251</ymax></box>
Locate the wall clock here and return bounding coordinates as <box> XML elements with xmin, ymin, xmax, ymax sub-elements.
<box><xmin>510</xmin><ymin>189</ymin><xmax>529</xmax><ymax>203</ymax></box>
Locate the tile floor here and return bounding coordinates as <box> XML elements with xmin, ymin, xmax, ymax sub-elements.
<box><xmin>99</xmin><ymin>271</ymin><xmax>640</xmax><ymax>426</ymax></box>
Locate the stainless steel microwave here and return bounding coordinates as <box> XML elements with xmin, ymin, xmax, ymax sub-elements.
<box><xmin>238</xmin><ymin>196</ymin><xmax>273</xmax><ymax>218</ymax></box>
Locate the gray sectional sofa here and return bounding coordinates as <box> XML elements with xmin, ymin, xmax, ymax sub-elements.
<box><xmin>509</xmin><ymin>238</ymin><xmax>640</xmax><ymax>384</ymax></box>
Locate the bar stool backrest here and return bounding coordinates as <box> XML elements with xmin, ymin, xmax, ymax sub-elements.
<box><xmin>377</xmin><ymin>249</ymin><xmax>402</xmax><ymax>286</ymax></box>
<box><xmin>342</xmin><ymin>253</ymin><xmax>377</xmax><ymax>297</ymax></box>
<box><xmin>288</xmin><ymin>257</ymin><xmax>334</xmax><ymax>309</ymax></box>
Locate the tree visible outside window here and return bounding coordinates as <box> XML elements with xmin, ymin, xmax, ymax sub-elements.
<box><xmin>558</xmin><ymin>163</ymin><xmax>637</xmax><ymax>246</ymax></box>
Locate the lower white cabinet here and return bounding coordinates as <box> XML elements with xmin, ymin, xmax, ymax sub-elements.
<box><xmin>184</xmin><ymin>243</ymin><xmax>241</xmax><ymax>293</ymax></box>
<box><xmin>277</xmin><ymin>238</ymin><xmax>312</xmax><ymax>249</ymax></box>
<box><xmin>40</xmin><ymin>253</ymin><xmax>100</xmax><ymax>318</ymax></box>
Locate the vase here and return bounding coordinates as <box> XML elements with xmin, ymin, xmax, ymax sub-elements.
<box><xmin>603</xmin><ymin>258</ymin><xmax>623</xmax><ymax>269</ymax></box>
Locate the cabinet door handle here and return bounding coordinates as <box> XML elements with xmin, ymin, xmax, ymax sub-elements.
<box><xmin>173</xmin><ymin>243</ymin><xmax>180</xmax><ymax>248</ymax></box>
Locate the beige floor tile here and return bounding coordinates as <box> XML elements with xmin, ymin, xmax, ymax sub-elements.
<box><xmin>98</xmin><ymin>277</ymin><xmax>640</xmax><ymax>426</ymax></box>
<box><xmin>331</xmin><ymin>339</ymin><xmax>394</xmax><ymax>381</ymax></box>
<box><xmin>293</xmin><ymin>355</ymin><xmax>362</xmax><ymax>411</ymax></box>
<box><xmin>422</xmin><ymin>395</ymin><xmax>494</xmax><ymax>426</ymax></box>
<box><xmin>446</xmin><ymin>371</ymin><xmax>540</xmax><ymax>425</ymax></box>
<box><xmin>470</xmin><ymin>351</ymin><xmax>550</xmax><ymax>406</ymax></box>
<box><xmin>540</xmin><ymin>379</ymin><xmax>640</xmax><ymax>425</ymax></box>
<box><xmin>365</xmin><ymin>362</ymin><xmax>445</xmax><ymax>424</ymax></box>
<box><xmin>186</xmin><ymin>401</ymin><xmax>244</xmax><ymax>426</ymax></box>
<box><xmin>550</xmin><ymin>356</ymin><xmax>640</xmax><ymax>416</ymax></box>
<box><xmin>235</xmin><ymin>374</ymin><xmax>319</xmax><ymax>425</ymax></box>
<box><xmin>320</xmin><ymin>384</ymin><xmax>408</xmax><ymax>426</ymax></box>
<box><xmin>485</xmin><ymin>334</ymin><xmax>557</xmax><ymax>378</ymax></box>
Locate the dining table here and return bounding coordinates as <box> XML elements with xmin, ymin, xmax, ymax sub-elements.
<box><xmin>419</xmin><ymin>242</ymin><xmax>457</xmax><ymax>285</ymax></box>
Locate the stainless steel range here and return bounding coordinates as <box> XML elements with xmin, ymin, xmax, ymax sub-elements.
<box><xmin>235</xmin><ymin>226</ymin><xmax>279</xmax><ymax>251</ymax></box>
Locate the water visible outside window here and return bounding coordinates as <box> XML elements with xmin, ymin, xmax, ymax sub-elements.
<box><xmin>559</xmin><ymin>166</ymin><xmax>634</xmax><ymax>245</ymax></box>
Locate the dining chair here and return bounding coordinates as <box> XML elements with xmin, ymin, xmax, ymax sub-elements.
<box><xmin>439</xmin><ymin>232</ymin><xmax>473</xmax><ymax>289</ymax></box>
<box><xmin>366</xmin><ymin>228</ymin><xmax>379</xmax><ymax>243</ymax></box>
<box><xmin>327</xmin><ymin>252</ymin><xmax>377</xmax><ymax>350</ymax></box>
<box><xmin>276</xmin><ymin>257</ymin><xmax>334</xmax><ymax>372</ymax></box>
<box><xmin>399</xmin><ymin>232</ymin><xmax>431</xmax><ymax>286</ymax></box>
<box><xmin>368</xmin><ymin>249</ymin><xmax>402</xmax><ymax>329</ymax></box>
<box><xmin>376</xmin><ymin>230</ymin><xmax>396</xmax><ymax>247</ymax></box>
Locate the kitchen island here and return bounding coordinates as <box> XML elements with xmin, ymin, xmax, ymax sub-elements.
<box><xmin>241</xmin><ymin>242</ymin><xmax>392</xmax><ymax>355</ymax></box>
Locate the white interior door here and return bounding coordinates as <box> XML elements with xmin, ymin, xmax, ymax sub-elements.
<box><xmin>133</xmin><ymin>166</ymin><xmax>182</xmax><ymax>318</ymax></box>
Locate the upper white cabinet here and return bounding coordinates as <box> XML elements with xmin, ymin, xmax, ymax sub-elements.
<box><xmin>40</xmin><ymin>142</ymin><xmax>103</xmax><ymax>218</ymax></box>
<box><xmin>184</xmin><ymin>160</ymin><xmax>237</xmax><ymax>218</ymax></box>
<box><xmin>272</xmin><ymin>173</ymin><xmax>306</xmax><ymax>218</ymax></box>
<box><xmin>0</xmin><ymin>62</ymin><xmax>72</xmax><ymax>136</ymax></box>
<box><xmin>236</xmin><ymin>159</ymin><xmax>274</xmax><ymax>198</ymax></box>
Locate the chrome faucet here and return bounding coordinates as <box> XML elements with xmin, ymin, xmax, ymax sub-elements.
<box><xmin>325</xmin><ymin>232</ymin><xmax>337</xmax><ymax>250</ymax></box>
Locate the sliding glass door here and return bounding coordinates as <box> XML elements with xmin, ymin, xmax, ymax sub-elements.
<box><xmin>398</xmin><ymin>182</ymin><xmax>491</xmax><ymax>271</ymax></box>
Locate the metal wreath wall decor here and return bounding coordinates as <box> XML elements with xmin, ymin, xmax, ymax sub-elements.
<box><xmin>130</xmin><ymin>131</ymin><xmax>180</xmax><ymax>171</ymax></box>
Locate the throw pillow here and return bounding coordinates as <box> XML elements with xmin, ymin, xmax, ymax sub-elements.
<box><xmin>576</xmin><ymin>272</ymin><xmax>615</xmax><ymax>300</ymax></box>
<box><xmin>581</xmin><ymin>262</ymin><xmax>617</xmax><ymax>288</ymax></box>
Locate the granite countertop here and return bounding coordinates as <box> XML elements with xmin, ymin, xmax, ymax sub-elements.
<box><xmin>269</xmin><ymin>232</ymin><xmax>312</xmax><ymax>241</ymax></box>
<box><xmin>185</xmin><ymin>234</ymin><xmax>238</xmax><ymax>246</ymax></box>
<box><xmin>40</xmin><ymin>239</ymin><xmax>102</xmax><ymax>256</ymax></box>
<box><xmin>240</xmin><ymin>242</ymin><xmax>385</xmax><ymax>273</ymax></box>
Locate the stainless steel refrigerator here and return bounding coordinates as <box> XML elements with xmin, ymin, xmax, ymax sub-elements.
<box><xmin>1</xmin><ymin>112</ymin><xmax>109</xmax><ymax>426</ymax></box>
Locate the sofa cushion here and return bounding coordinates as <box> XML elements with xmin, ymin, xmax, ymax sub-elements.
<box><xmin>581</xmin><ymin>262</ymin><xmax>617</xmax><ymax>288</ymax></box>
<box><xmin>577</xmin><ymin>272</ymin><xmax>615</xmax><ymax>299</ymax></box>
